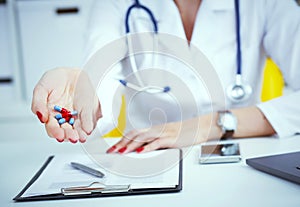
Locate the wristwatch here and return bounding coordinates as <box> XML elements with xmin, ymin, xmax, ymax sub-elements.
<box><xmin>217</xmin><ymin>110</ymin><xmax>237</xmax><ymax>140</ymax></box>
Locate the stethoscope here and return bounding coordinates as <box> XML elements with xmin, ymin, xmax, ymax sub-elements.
<box><xmin>226</xmin><ymin>0</ymin><xmax>252</xmax><ymax>102</ymax></box>
<box><xmin>120</xmin><ymin>0</ymin><xmax>252</xmax><ymax>102</ymax></box>
<box><xmin>120</xmin><ymin>0</ymin><xmax>170</xmax><ymax>94</ymax></box>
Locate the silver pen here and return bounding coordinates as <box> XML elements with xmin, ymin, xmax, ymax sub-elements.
<box><xmin>70</xmin><ymin>162</ymin><xmax>105</xmax><ymax>178</ymax></box>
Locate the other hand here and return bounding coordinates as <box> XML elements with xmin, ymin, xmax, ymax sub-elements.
<box><xmin>106</xmin><ymin>115</ymin><xmax>217</xmax><ymax>153</ymax></box>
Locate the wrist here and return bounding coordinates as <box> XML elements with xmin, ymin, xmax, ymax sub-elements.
<box><xmin>199</xmin><ymin>113</ymin><xmax>223</xmax><ymax>142</ymax></box>
<box><xmin>217</xmin><ymin>110</ymin><xmax>237</xmax><ymax>140</ymax></box>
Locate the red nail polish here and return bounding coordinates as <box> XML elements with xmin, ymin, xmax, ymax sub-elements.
<box><xmin>57</xmin><ymin>138</ymin><xmax>64</xmax><ymax>143</ymax></box>
<box><xmin>36</xmin><ymin>111</ymin><xmax>44</xmax><ymax>123</ymax></box>
<box><xmin>136</xmin><ymin>147</ymin><xmax>144</xmax><ymax>153</ymax></box>
<box><xmin>79</xmin><ymin>138</ymin><xmax>86</xmax><ymax>143</ymax></box>
<box><xmin>118</xmin><ymin>147</ymin><xmax>127</xmax><ymax>153</ymax></box>
<box><xmin>106</xmin><ymin>146</ymin><xmax>116</xmax><ymax>153</ymax></box>
<box><xmin>69</xmin><ymin>138</ymin><xmax>78</xmax><ymax>144</ymax></box>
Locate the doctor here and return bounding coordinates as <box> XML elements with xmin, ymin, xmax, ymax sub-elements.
<box><xmin>32</xmin><ymin>0</ymin><xmax>300</xmax><ymax>153</ymax></box>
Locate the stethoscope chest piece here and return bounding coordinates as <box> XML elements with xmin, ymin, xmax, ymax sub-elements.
<box><xmin>226</xmin><ymin>74</ymin><xmax>252</xmax><ymax>103</ymax></box>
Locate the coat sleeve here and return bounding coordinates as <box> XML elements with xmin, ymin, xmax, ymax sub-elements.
<box><xmin>82</xmin><ymin>0</ymin><xmax>127</xmax><ymax>135</ymax></box>
<box><xmin>257</xmin><ymin>0</ymin><xmax>300</xmax><ymax>137</ymax></box>
<box><xmin>82</xmin><ymin>0</ymin><xmax>126</xmax><ymax>64</ymax></box>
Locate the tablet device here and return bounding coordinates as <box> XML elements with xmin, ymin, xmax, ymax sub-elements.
<box><xmin>246</xmin><ymin>151</ymin><xmax>300</xmax><ymax>185</ymax></box>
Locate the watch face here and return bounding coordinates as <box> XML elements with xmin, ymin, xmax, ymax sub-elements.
<box><xmin>220</xmin><ymin>113</ymin><xmax>237</xmax><ymax>131</ymax></box>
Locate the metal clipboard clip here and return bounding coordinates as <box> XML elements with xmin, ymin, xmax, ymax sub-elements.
<box><xmin>61</xmin><ymin>182</ymin><xmax>131</xmax><ymax>196</ymax></box>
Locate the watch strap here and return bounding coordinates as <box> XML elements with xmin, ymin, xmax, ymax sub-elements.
<box><xmin>221</xmin><ymin>129</ymin><xmax>234</xmax><ymax>140</ymax></box>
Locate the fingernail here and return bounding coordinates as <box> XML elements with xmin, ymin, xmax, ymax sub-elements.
<box><xmin>106</xmin><ymin>146</ymin><xmax>116</xmax><ymax>153</ymax></box>
<box><xmin>79</xmin><ymin>138</ymin><xmax>86</xmax><ymax>143</ymax></box>
<box><xmin>118</xmin><ymin>147</ymin><xmax>127</xmax><ymax>154</ymax></box>
<box><xmin>56</xmin><ymin>138</ymin><xmax>64</xmax><ymax>143</ymax></box>
<box><xmin>69</xmin><ymin>138</ymin><xmax>78</xmax><ymax>144</ymax></box>
<box><xmin>36</xmin><ymin>111</ymin><xmax>44</xmax><ymax>123</ymax></box>
<box><xmin>136</xmin><ymin>147</ymin><xmax>144</xmax><ymax>153</ymax></box>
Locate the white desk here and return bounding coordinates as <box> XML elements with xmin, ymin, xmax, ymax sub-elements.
<box><xmin>0</xmin><ymin>119</ymin><xmax>299</xmax><ymax>207</ymax></box>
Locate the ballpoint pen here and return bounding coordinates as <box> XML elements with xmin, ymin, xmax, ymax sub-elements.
<box><xmin>70</xmin><ymin>162</ymin><xmax>105</xmax><ymax>178</ymax></box>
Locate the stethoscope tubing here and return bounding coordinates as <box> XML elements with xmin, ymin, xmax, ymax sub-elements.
<box><xmin>125</xmin><ymin>0</ymin><xmax>158</xmax><ymax>34</ymax></box>
<box><xmin>119</xmin><ymin>79</ymin><xmax>170</xmax><ymax>94</ymax></box>
<box><xmin>234</xmin><ymin>0</ymin><xmax>242</xmax><ymax>75</ymax></box>
<box><xmin>122</xmin><ymin>0</ymin><xmax>252</xmax><ymax>101</ymax></box>
<box><xmin>123</xmin><ymin>0</ymin><xmax>169</xmax><ymax>94</ymax></box>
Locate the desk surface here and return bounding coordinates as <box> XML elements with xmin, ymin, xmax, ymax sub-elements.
<box><xmin>0</xmin><ymin>119</ymin><xmax>300</xmax><ymax>207</ymax></box>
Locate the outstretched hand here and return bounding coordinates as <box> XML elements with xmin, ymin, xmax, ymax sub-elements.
<box><xmin>31</xmin><ymin>68</ymin><xmax>102</xmax><ymax>143</ymax></box>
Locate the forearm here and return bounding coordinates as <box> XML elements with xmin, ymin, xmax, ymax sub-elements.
<box><xmin>231</xmin><ymin>106</ymin><xmax>275</xmax><ymax>138</ymax></box>
<box><xmin>201</xmin><ymin>106</ymin><xmax>276</xmax><ymax>143</ymax></box>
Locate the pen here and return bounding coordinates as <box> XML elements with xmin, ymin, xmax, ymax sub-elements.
<box><xmin>70</xmin><ymin>162</ymin><xmax>105</xmax><ymax>178</ymax></box>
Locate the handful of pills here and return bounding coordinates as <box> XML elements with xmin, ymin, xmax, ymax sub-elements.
<box><xmin>54</xmin><ymin>105</ymin><xmax>78</xmax><ymax>126</ymax></box>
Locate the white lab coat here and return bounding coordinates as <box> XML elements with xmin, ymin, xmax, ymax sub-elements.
<box><xmin>83</xmin><ymin>0</ymin><xmax>300</xmax><ymax>138</ymax></box>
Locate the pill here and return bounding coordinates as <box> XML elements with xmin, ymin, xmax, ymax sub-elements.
<box><xmin>55</xmin><ymin>114</ymin><xmax>63</xmax><ymax>120</ymax></box>
<box><xmin>61</xmin><ymin>112</ymin><xmax>72</xmax><ymax>118</ymax></box>
<box><xmin>54</xmin><ymin>105</ymin><xmax>76</xmax><ymax>126</ymax></box>
<box><xmin>64</xmin><ymin>116</ymin><xmax>71</xmax><ymax>122</ymax></box>
<box><xmin>71</xmin><ymin>111</ymin><xmax>78</xmax><ymax>116</ymax></box>
<box><xmin>69</xmin><ymin>118</ymin><xmax>75</xmax><ymax>125</ymax></box>
<box><xmin>54</xmin><ymin>105</ymin><xmax>70</xmax><ymax>114</ymax></box>
<box><xmin>54</xmin><ymin>105</ymin><xmax>62</xmax><ymax>112</ymax></box>
<box><xmin>58</xmin><ymin>118</ymin><xmax>66</xmax><ymax>125</ymax></box>
<box><xmin>61</xmin><ymin>108</ymin><xmax>70</xmax><ymax>114</ymax></box>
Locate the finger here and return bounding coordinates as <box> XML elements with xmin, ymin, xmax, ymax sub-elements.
<box><xmin>124</xmin><ymin>140</ymin><xmax>145</xmax><ymax>153</ymax></box>
<box><xmin>45</xmin><ymin>116</ymin><xmax>64</xmax><ymax>141</ymax></box>
<box><xmin>78</xmin><ymin>131</ymin><xmax>87</xmax><ymax>143</ymax></box>
<box><xmin>31</xmin><ymin>84</ymin><xmax>49</xmax><ymax>123</ymax></box>
<box><xmin>73</xmin><ymin>119</ymin><xmax>87</xmax><ymax>143</ymax></box>
<box><xmin>124</xmin><ymin>133</ymin><xmax>158</xmax><ymax>153</ymax></box>
<box><xmin>94</xmin><ymin>100</ymin><xmax>103</xmax><ymax>120</ymax></box>
<box><xmin>75</xmin><ymin>73</ymin><xmax>101</xmax><ymax>135</ymax></box>
<box><xmin>86</xmin><ymin>99</ymin><xmax>102</xmax><ymax>134</ymax></box>
<box><xmin>138</xmin><ymin>138</ymin><xmax>169</xmax><ymax>153</ymax></box>
<box><xmin>106</xmin><ymin>130</ymin><xmax>140</xmax><ymax>153</ymax></box>
<box><xmin>59</xmin><ymin>120</ymin><xmax>79</xmax><ymax>144</ymax></box>
<box><xmin>80</xmin><ymin>108</ymin><xmax>96</xmax><ymax>135</ymax></box>
<box><xmin>79</xmin><ymin>99</ymin><xmax>102</xmax><ymax>135</ymax></box>
<box><xmin>56</xmin><ymin>116</ymin><xmax>79</xmax><ymax>143</ymax></box>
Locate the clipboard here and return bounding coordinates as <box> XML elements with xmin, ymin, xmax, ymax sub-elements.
<box><xmin>13</xmin><ymin>149</ymin><xmax>182</xmax><ymax>202</ymax></box>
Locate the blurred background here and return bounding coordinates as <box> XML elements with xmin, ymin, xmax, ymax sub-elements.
<box><xmin>0</xmin><ymin>0</ymin><xmax>93</xmax><ymax>120</ymax></box>
<box><xmin>0</xmin><ymin>0</ymin><xmax>285</xmax><ymax>123</ymax></box>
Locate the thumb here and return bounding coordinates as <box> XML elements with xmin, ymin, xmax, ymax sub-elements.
<box><xmin>31</xmin><ymin>84</ymin><xmax>49</xmax><ymax>123</ymax></box>
<box><xmin>79</xmin><ymin>100</ymin><xmax>102</xmax><ymax>135</ymax></box>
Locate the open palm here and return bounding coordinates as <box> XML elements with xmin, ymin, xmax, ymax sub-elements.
<box><xmin>31</xmin><ymin>68</ymin><xmax>102</xmax><ymax>143</ymax></box>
